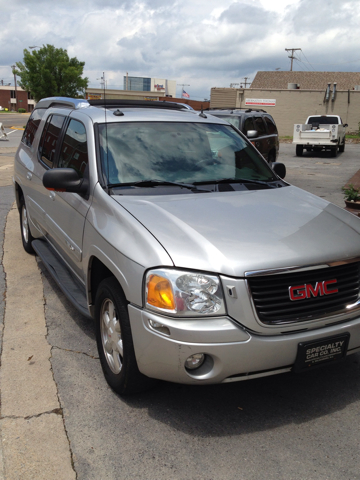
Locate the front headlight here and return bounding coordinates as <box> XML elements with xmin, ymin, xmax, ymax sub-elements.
<box><xmin>145</xmin><ymin>268</ymin><xmax>226</xmax><ymax>317</ymax></box>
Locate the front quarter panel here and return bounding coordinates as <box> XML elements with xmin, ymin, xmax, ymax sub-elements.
<box><xmin>83</xmin><ymin>183</ymin><xmax>173</xmax><ymax>305</ymax></box>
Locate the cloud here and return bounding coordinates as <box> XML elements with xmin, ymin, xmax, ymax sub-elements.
<box><xmin>1</xmin><ymin>0</ymin><xmax>360</xmax><ymax>100</ymax></box>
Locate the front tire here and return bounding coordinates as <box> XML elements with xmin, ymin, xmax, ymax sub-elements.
<box><xmin>339</xmin><ymin>140</ymin><xmax>345</xmax><ymax>153</ymax></box>
<box><xmin>331</xmin><ymin>146</ymin><xmax>338</xmax><ymax>157</ymax></box>
<box><xmin>95</xmin><ymin>277</ymin><xmax>156</xmax><ymax>395</ymax></box>
<box><xmin>19</xmin><ymin>197</ymin><xmax>35</xmax><ymax>254</ymax></box>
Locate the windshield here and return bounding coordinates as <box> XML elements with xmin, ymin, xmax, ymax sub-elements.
<box><xmin>98</xmin><ymin>122</ymin><xmax>276</xmax><ymax>186</ymax></box>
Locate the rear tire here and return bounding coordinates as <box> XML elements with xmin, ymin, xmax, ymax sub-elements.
<box><xmin>295</xmin><ymin>145</ymin><xmax>303</xmax><ymax>157</ymax></box>
<box><xmin>19</xmin><ymin>197</ymin><xmax>35</xmax><ymax>254</ymax></box>
<box><xmin>95</xmin><ymin>277</ymin><xmax>157</xmax><ymax>395</ymax></box>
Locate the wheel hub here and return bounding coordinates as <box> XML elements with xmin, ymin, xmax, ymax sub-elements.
<box><xmin>100</xmin><ymin>298</ymin><xmax>123</xmax><ymax>374</ymax></box>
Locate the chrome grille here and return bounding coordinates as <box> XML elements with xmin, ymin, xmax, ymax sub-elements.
<box><xmin>247</xmin><ymin>262</ymin><xmax>360</xmax><ymax>325</ymax></box>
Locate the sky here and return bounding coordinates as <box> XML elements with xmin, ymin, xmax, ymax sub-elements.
<box><xmin>1</xmin><ymin>0</ymin><xmax>360</xmax><ymax>101</ymax></box>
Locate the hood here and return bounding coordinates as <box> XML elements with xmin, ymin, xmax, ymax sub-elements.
<box><xmin>114</xmin><ymin>186</ymin><xmax>360</xmax><ymax>277</ymax></box>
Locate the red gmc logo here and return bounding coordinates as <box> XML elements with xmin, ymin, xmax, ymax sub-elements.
<box><xmin>289</xmin><ymin>279</ymin><xmax>338</xmax><ymax>301</ymax></box>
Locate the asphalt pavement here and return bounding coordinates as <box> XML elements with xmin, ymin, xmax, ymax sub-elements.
<box><xmin>1</xmin><ymin>128</ymin><xmax>360</xmax><ymax>479</ymax></box>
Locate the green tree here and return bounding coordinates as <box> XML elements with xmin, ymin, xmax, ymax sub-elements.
<box><xmin>15</xmin><ymin>45</ymin><xmax>88</xmax><ymax>101</ymax></box>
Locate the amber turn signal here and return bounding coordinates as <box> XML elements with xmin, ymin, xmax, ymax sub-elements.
<box><xmin>147</xmin><ymin>274</ymin><xmax>175</xmax><ymax>310</ymax></box>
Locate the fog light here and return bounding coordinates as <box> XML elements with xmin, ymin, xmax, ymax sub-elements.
<box><xmin>148</xmin><ymin>319</ymin><xmax>170</xmax><ymax>336</ymax></box>
<box><xmin>185</xmin><ymin>353</ymin><xmax>205</xmax><ymax>370</ymax></box>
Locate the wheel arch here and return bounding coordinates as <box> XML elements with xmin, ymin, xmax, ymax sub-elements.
<box><xmin>87</xmin><ymin>254</ymin><xmax>131</xmax><ymax>317</ymax></box>
<box><xmin>14</xmin><ymin>181</ymin><xmax>23</xmax><ymax>210</ymax></box>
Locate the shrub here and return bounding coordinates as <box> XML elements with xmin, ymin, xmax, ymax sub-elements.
<box><xmin>342</xmin><ymin>184</ymin><xmax>360</xmax><ymax>202</ymax></box>
<box><xmin>18</xmin><ymin>108</ymin><xmax>26</xmax><ymax>113</ymax></box>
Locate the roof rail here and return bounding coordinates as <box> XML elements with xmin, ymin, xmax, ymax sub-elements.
<box><xmin>207</xmin><ymin>107</ymin><xmax>268</xmax><ymax>113</ymax></box>
<box><xmin>88</xmin><ymin>99</ymin><xmax>188</xmax><ymax>111</ymax></box>
<box><xmin>35</xmin><ymin>97</ymin><xmax>90</xmax><ymax>110</ymax></box>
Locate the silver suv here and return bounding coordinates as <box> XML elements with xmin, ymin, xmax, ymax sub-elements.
<box><xmin>14</xmin><ymin>97</ymin><xmax>360</xmax><ymax>394</ymax></box>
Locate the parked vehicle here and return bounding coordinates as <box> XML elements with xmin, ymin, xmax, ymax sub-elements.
<box><xmin>207</xmin><ymin>108</ymin><xmax>279</xmax><ymax>164</ymax></box>
<box><xmin>14</xmin><ymin>97</ymin><xmax>360</xmax><ymax>395</ymax></box>
<box><xmin>293</xmin><ymin>115</ymin><xmax>348</xmax><ymax>157</ymax></box>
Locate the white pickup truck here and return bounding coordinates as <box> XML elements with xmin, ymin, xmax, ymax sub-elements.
<box><xmin>293</xmin><ymin>115</ymin><xmax>348</xmax><ymax>157</ymax></box>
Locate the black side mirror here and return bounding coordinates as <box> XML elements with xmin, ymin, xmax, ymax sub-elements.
<box><xmin>272</xmin><ymin>162</ymin><xmax>286</xmax><ymax>179</ymax></box>
<box><xmin>43</xmin><ymin>168</ymin><xmax>88</xmax><ymax>194</ymax></box>
<box><xmin>344</xmin><ymin>123</ymin><xmax>348</xmax><ymax>127</ymax></box>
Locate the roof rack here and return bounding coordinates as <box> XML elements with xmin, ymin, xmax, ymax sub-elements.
<box><xmin>88</xmin><ymin>99</ymin><xmax>188</xmax><ymax>111</ymax></box>
<box><xmin>207</xmin><ymin>107</ymin><xmax>267</xmax><ymax>113</ymax></box>
<box><xmin>35</xmin><ymin>97</ymin><xmax>89</xmax><ymax>110</ymax></box>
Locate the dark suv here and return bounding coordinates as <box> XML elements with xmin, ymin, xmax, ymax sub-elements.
<box><xmin>207</xmin><ymin>108</ymin><xmax>279</xmax><ymax>164</ymax></box>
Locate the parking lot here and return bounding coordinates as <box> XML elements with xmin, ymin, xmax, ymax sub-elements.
<box><xmin>1</xmin><ymin>133</ymin><xmax>360</xmax><ymax>479</ymax></box>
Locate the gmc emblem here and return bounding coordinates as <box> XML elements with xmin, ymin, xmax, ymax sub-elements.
<box><xmin>289</xmin><ymin>279</ymin><xmax>338</xmax><ymax>301</ymax></box>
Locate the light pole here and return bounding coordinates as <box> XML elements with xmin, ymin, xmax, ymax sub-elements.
<box><xmin>11</xmin><ymin>65</ymin><xmax>17</xmax><ymax>111</ymax></box>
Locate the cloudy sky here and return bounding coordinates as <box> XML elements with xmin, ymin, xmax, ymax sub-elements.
<box><xmin>1</xmin><ymin>0</ymin><xmax>359</xmax><ymax>100</ymax></box>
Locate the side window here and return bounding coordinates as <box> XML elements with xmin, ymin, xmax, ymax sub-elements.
<box><xmin>38</xmin><ymin>115</ymin><xmax>66</xmax><ymax>168</ymax></box>
<box><xmin>253</xmin><ymin>117</ymin><xmax>267</xmax><ymax>135</ymax></box>
<box><xmin>58</xmin><ymin>120</ymin><xmax>88</xmax><ymax>177</ymax></box>
<box><xmin>264</xmin><ymin>116</ymin><xmax>278</xmax><ymax>135</ymax></box>
<box><xmin>243</xmin><ymin>117</ymin><xmax>254</xmax><ymax>134</ymax></box>
<box><xmin>21</xmin><ymin>109</ymin><xmax>46</xmax><ymax>147</ymax></box>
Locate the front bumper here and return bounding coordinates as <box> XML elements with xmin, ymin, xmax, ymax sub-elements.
<box><xmin>128</xmin><ymin>305</ymin><xmax>360</xmax><ymax>385</ymax></box>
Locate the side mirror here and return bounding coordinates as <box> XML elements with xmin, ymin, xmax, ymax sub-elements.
<box><xmin>246</xmin><ymin>130</ymin><xmax>258</xmax><ymax>139</ymax></box>
<box><xmin>344</xmin><ymin>123</ymin><xmax>348</xmax><ymax>127</ymax></box>
<box><xmin>272</xmin><ymin>162</ymin><xmax>286</xmax><ymax>179</ymax></box>
<box><xmin>43</xmin><ymin>168</ymin><xmax>88</xmax><ymax>194</ymax></box>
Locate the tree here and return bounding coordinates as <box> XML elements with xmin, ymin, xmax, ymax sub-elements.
<box><xmin>15</xmin><ymin>45</ymin><xmax>88</xmax><ymax>101</ymax></box>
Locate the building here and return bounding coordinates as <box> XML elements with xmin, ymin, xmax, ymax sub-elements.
<box><xmin>0</xmin><ymin>85</ymin><xmax>35</xmax><ymax>112</ymax></box>
<box><xmin>85</xmin><ymin>88</ymin><xmax>209</xmax><ymax>110</ymax></box>
<box><xmin>123</xmin><ymin>75</ymin><xmax>177</xmax><ymax>98</ymax></box>
<box><xmin>210</xmin><ymin>71</ymin><xmax>360</xmax><ymax>136</ymax></box>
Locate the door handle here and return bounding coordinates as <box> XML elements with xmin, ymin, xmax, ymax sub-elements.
<box><xmin>26</xmin><ymin>172</ymin><xmax>32</xmax><ymax>180</ymax></box>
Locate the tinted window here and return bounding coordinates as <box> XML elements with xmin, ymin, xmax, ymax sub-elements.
<box><xmin>58</xmin><ymin>120</ymin><xmax>88</xmax><ymax>177</ymax></box>
<box><xmin>264</xmin><ymin>116</ymin><xmax>277</xmax><ymax>135</ymax></box>
<box><xmin>98</xmin><ymin>122</ymin><xmax>275</xmax><ymax>186</ymax></box>
<box><xmin>243</xmin><ymin>117</ymin><xmax>255</xmax><ymax>133</ymax></box>
<box><xmin>308</xmin><ymin>116</ymin><xmax>339</xmax><ymax>125</ymax></box>
<box><xmin>38</xmin><ymin>115</ymin><xmax>66</xmax><ymax>168</ymax></box>
<box><xmin>21</xmin><ymin>109</ymin><xmax>46</xmax><ymax>147</ymax></box>
<box><xmin>253</xmin><ymin>117</ymin><xmax>267</xmax><ymax>135</ymax></box>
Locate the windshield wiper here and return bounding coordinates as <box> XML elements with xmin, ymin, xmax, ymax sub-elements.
<box><xmin>193</xmin><ymin>177</ymin><xmax>277</xmax><ymax>187</ymax></box>
<box><xmin>109</xmin><ymin>179</ymin><xmax>210</xmax><ymax>191</ymax></box>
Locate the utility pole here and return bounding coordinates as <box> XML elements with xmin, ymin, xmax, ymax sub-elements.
<box><xmin>285</xmin><ymin>48</ymin><xmax>301</xmax><ymax>71</ymax></box>
<box><xmin>243</xmin><ymin>77</ymin><xmax>251</xmax><ymax>87</ymax></box>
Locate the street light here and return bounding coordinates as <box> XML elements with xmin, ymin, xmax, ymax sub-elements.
<box><xmin>29</xmin><ymin>45</ymin><xmax>40</xmax><ymax>49</ymax></box>
<box><xmin>11</xmin><ymin>64</ymin><xmax>17</xmax><ymax>111</ymax></box>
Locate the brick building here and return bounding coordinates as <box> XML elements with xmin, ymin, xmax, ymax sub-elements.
<box><xmin>0</xmin><ymin>85</ymin><xmax>35</xmax><ymax>112</ymax></box>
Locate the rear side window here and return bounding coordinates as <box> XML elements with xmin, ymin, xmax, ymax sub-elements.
<box><xmin>253</xmin><ymin>117</ymin><xmax>267</xmax><ymax>135</ymax></box>
<box><xmin>21</xmin><ymin>109</ymin><xmax>46</xmax><ymax>147</ymax></box>
<box><xmin>38</xmin><ymin>115</ymin><xmax>66</xmax><ymax>168</ymax></box>
<box><xmin>264</xmin><ymin>116</ymin><xmax>278</xmax><ymax>135</ymax></box>
<box><xmin>58</xmin><ymin>120</ymin><xmax>88</xmax><ymax>177</ymax></box>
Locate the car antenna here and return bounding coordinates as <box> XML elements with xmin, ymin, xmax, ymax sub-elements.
<box><xmin>199</xmin><ymin>105</ymin><xmax>207</xmax><ymax>119</ymax></box>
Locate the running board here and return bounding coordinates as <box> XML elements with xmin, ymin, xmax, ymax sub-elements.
<box><xmin>32</xmin><ymin>239</ymin><xmax>92</xmax><ymax>319</ymax></box>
